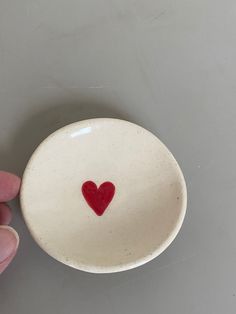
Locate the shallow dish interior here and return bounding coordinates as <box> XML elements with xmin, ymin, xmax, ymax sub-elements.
<box><xmin>20</xmin><ymin>118</ymin><xmax>187</xmax><ymax>273</ymax></box>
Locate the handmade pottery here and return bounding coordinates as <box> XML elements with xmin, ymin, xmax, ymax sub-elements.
<box><xmin>20</xmin><ymin>118</ymin><xmax>187</xmax><ymax>273</ymax></box>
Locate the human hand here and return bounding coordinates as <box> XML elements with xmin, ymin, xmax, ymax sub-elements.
<box><xmin>0</xmin><ymin>171</ymin><xmax>21</xmax><ymax>274</ymax></box>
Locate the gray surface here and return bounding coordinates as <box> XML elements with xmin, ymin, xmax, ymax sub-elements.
<box><xmin>0</xmin><ymin>0</ymin><xmax>236</xmax><ymax>313</ymax></box>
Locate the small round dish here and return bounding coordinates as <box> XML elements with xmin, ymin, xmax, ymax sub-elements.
<box><xmin>20</xmin><ymin>118</ymin><xmax>187</xmax><ymax>273</ymax></box>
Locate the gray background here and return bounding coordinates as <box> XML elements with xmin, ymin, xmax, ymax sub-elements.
<box><xmin>0</xmin><ymin>0</ymin><xmax>236</xmax><ymax>313</ymax></box>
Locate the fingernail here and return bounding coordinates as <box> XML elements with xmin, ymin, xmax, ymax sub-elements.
<box><xmin>0</xmin><ymin>226</ymin><xmax>19</xmax><ymax>264</ymax></box>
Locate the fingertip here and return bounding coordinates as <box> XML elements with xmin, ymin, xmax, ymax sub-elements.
<box><xmin>0</xmin><ymin>203</ymin><xmax>12</xmax><ymax>225</ymax></box>
<box><xmin>0</xmin><ymin>171</ymin><xmax>21</xmax><ymax>202</ymax></box>
<box><xmin>0</xmin><ymin>226</ymin><xmax>19</xmax><ymax>274</ymax></box>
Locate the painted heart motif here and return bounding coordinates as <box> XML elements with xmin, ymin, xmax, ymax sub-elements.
<box><xmin>82</xmin><ymin>181</ymin><xmax>115</xmax><ymax>216</ymax></box>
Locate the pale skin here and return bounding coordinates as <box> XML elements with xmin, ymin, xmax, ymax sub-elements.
<box><xmin>0</xmin><ymin>171</ymin><xmax>21</xmax><ymax>274</ymax></box>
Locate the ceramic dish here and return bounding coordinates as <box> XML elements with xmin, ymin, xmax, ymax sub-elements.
<box><xmin>20</xmin><ymin>118</ymin><xmax>187</xmax><ymax>273</ymax></box>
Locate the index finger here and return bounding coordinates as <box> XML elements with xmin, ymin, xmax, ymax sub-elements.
<box><xmin>0</xmin><ymin>171</ymin><xmax>21</xmax><ymax>202</ymax></box>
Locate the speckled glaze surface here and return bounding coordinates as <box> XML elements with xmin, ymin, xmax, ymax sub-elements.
<box><xmin>20</xmin><ymin>118</ymin><xmax>187</xmax><ymax>273</ymax></box>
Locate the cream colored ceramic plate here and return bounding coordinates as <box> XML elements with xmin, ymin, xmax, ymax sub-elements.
<box><xmin>20</xmin><ymin>118</ymin><xmax>187</xmax><ymax>273</ymax></box>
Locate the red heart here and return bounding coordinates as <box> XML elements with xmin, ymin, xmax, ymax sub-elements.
<box><xmin>82</xmin><ymin>181</ymin><xmax>115</xmax><ymax>216</ymax></box>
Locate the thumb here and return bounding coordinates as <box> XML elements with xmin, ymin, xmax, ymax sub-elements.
<box><xmin>0</xmin><ymin>226</ymin><xmax>19</xmax><ymax>274</ymax></box>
